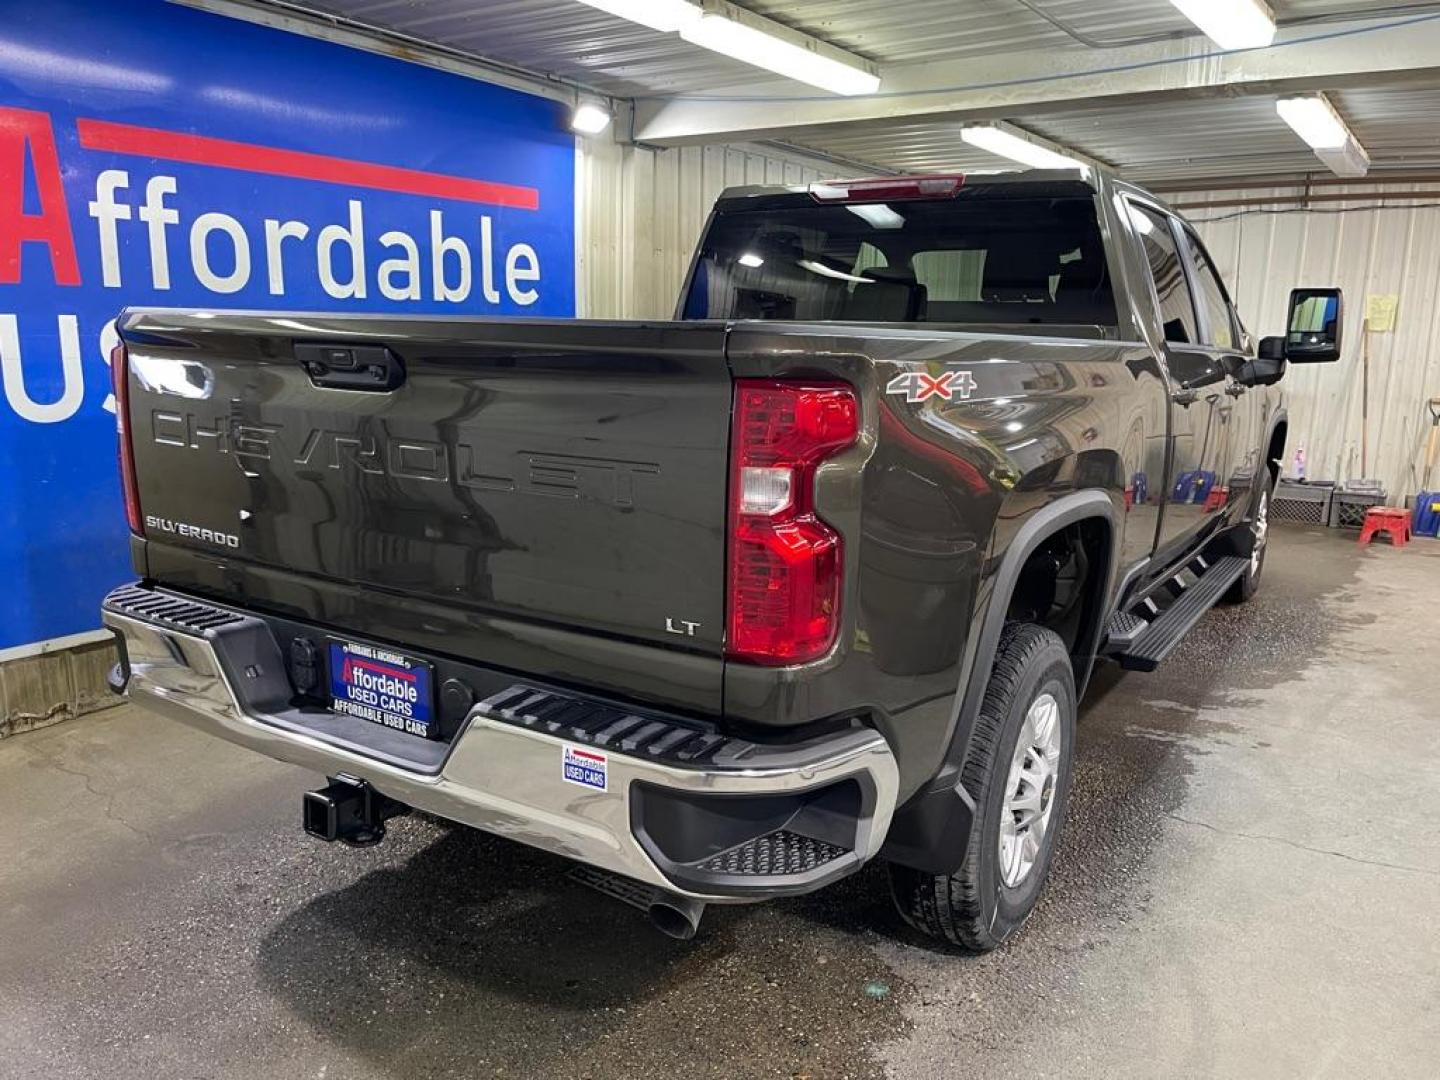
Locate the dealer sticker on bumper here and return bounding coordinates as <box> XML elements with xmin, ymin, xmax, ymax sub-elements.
<box><xmin>562</xmin><ymin>744</ymin><xmax>608</xmax><ymax>791</ymax></box>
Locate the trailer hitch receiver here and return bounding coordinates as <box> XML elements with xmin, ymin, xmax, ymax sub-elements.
<box><xmin>303</xmin><ymin>775</ymin><xmax>408</xmax><ymax>847</ymax></box>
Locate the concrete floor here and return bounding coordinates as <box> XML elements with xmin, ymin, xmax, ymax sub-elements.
<box><xmin>1</xmin><ymin>526</ymin><xmax>1437</xmax><ymax>1079</ymax></box>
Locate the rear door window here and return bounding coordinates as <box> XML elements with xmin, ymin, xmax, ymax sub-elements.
<box><xmin>1180</xmin><ymin>229</ymin><xmax>1237</xmax><ymax>349</ymax></box>
<box><xmin>1129</xmin><ymin>204</ymin><xmax>1199</xmax><ymax>345</ymax></box>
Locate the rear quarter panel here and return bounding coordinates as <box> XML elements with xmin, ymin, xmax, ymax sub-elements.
<box><xmin>724</xmin><ymin>324</ymin><xmax>1165</xmax><ymax>796</ymax></box>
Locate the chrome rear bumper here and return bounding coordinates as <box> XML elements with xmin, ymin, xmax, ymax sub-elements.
<box><xmin>102</xmin><ymin>584</ymin><xmax>899</xmax><ymax>902</ymax></box>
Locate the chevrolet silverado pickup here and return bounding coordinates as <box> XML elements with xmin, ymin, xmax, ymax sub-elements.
<box><xmin>102</xmin><ymin>170</ymin><xmax>1341</xmax><ymax>950</ymax></box>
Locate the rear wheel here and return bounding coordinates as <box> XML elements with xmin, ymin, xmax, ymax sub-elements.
<box><xmin>1225</xmin><ymin>475</ymin><xmax>1272</xmax><ymax>604</ymax></box>
<box><xmin>889</xmin><ymin>623</ymin><xmax>1076</xmax><ymax>952</ymax></box>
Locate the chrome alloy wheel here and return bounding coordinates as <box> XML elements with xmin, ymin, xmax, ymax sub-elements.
<box><xmin>998</xmin><ymin>692</ymin><xmax>1063</xmax><ymax>888</ymax></box>
<box><xmin>1251</xmin><ymin>489</ymin><xmax>1270</xmax><ymax>578</ymax></box>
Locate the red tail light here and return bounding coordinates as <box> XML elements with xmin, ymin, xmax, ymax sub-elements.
<box><xmin>726</xmin><ymin>380</ymin><xmax>859</xmax><ymax>665</ymax></box>
<box><xmin>111</xmin><ymin>342</ymin><xmax>143</xmax><ymax>536</ymax></box>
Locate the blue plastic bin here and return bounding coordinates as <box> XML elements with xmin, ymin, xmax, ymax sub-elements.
<box><xmin>1414</xmin><ymin>492</ymin><xmax>1440</xmax><ymax>538</ymax></box>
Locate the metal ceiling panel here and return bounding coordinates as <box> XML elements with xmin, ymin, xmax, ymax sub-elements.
<box><xmin>282</xmin><ymin>0</ymin><xmax>1401</xmax><ymax>96</ymax></box>
<box><xmin>772</xmin><ymin>84</ymin><xmax>1440</xmax><ymax>183</ymax></box>
<box><xmin>230</xmin><ymin>1</ymin><xmax>1440</xmax><ymax>180</ymax></box>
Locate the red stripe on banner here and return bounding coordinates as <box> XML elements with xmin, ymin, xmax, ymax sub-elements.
<box><xmin>75</xmin><ymin>118</ymin><xmax>540</xmax><ymax>210</ymax></box>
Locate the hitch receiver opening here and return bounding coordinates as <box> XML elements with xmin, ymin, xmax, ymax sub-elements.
<box><xmin>303</xmin><ymin>775</ymin><xmax>408</xmax><ymax>847</ymax></box>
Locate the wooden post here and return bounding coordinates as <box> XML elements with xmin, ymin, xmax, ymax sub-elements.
<box><xmin>1361</xmin><ymin>317</ymin><xmax>1370</xmax><ymax>479</ymax></box>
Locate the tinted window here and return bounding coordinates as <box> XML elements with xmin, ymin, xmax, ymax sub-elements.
<box><xmin>681</xmin><ymin>195</ymin><xmax>1116</xmax><ymax>327</ymax></box>
<box><xmin>1181</xmin><ymin>230</ymin><xmax>1236</xmax><ymax>349</ymax></box>
<box><xmin>1130</xmin><ymin>204</ymin><xmax>1198</xmax><ymax>345</ymax></box>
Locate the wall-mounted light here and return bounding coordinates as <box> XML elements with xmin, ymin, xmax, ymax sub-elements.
<box><xmin>1168</xmin><ymin>0</ymin><xmax>1276</xmax><ymax>50</ymax></box>
<box><xmin>570</xmin><ymin>100</ymin><xmax>613</xmax><ymax>135</ymax></box>
<box><xmin>738</xmin><ymin>252</ymin><xmax>765</xmax><ymax>268</ymax></box>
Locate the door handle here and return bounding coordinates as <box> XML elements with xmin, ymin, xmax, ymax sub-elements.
<box><xmin>296</xmin><ymin>343</ymin><xmax>405</xmax><ymax>391</ymax></box>
<box><xmin>1172</xmin><ymin>387</ymin><xmax>1199</xmax><ymax>406</ymax></box>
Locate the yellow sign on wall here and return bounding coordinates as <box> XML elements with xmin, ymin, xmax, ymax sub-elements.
<box><xmin>1365</xmin><ymin>294</ymin><xmax>1400</xmax><ymax>332</ymax></box>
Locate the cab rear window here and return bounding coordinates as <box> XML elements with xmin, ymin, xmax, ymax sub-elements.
<box><xmin>681</xmin><ymin>194</ymin><xmax>1116</xmax><ymax>327</ymax></box>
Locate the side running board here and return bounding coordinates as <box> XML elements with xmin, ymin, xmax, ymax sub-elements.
<box><xmin>1105</xmin><ymin>555</ymin><xmax>1248</xmax><ymax>672</ymax></box>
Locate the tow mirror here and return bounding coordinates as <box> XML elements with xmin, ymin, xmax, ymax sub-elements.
<box><xmin>1237</xmin><ymin>336</ymin><xmax>1287</xmax><ymax>387</ymax></box>
<box><xmin>1283</xmin><ymin>287</ymin><xmax>1343</xmax><ymax>363</ymax></box>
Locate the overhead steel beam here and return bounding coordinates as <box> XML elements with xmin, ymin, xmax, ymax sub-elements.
<box><xmin>635</xmin><ymin>12</ymin><xmax>1440</xmax><ymax>146</ymax></box>
<box><xmin>176</xmin><ymin>0</ymin><xmax>591</xmax><ymax>106</ymax></box>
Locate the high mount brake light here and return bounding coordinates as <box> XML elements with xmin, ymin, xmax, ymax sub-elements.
<box><xmin>808</xmin><ymin>175</ymin><xmax>966</xmax><ymax>203</ymax></box>
<box><xmin>111</xmin><ymin>342</ymin><xmax>143</xmax><ymax>536</ymax></box>
<box><xmin>726</xmin><ymin>381</ymin><xmax>859</xmax><ymax>665</ymax></box>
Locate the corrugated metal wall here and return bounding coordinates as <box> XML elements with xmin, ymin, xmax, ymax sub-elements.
<box><xmin>1190</xmin><ymin>188</ymin><xmax>1440</xmax><ymax>502</ymax></box>
<box><xmin>576</xmin><ymin>135</ymin><xmax>831</xmax><ymax>320</ymax></box>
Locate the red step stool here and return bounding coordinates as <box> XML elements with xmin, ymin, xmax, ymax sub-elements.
<box><xmin>1358</xmin><ymin>506</ymin><xmax>1413</xmax><ymax>549</ymax></box>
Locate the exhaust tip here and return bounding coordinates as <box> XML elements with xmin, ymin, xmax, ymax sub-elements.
<box><xmin>648</xmin><ymin>898</ymin><xmax>703</xmax><ymax>940</ymax></box>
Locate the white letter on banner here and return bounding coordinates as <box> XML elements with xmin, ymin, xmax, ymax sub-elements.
<box><xmin>479</xmin><ymin>215</ymin><xmax>501</xmax><ymax>304</ymax></box>
<box><xmin>139</xmin><ymin>176</ymin><xmax>179</xmax><ymax>290</ymax></box>
<box><xmin>378</xmin><ymin>230</ymin><xmax>421</xmax><ymax>301</ymax></box>
<box><xmin>264</xmin><ymin>219</ymin><xmax>310</xmax><ymax>295</ymax></box>
<box><xmin>430</xmin><ymin>210</ymin><xmax>471</xmax><ymax>303</ymax></box>
<box><xmin>190</xmin><ymin>213</ymin><xmax>251</xmax><ymax>294</ymax></box>
<box><xmin>0</xmin><ymin>313</ymin><xmax>85</xmax><ymax>424</ymax></box>
<box><xmin>88</xmin><ymin>170</ymin><xmax>132</xmax><ymax>289</ymax></box>
<box><xmin>505</xmin><ymin>243</ymin><xmax>540</xmax><ymax>306</ymax></box>
<box><xmin>318</xmin><ymin>200</ymin><xmax>367</xmax><ymax>299</ymax></box>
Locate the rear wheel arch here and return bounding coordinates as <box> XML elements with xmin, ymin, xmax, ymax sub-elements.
<box><xmin>880</xmin><ymin>491</ymin><xmax>1118</xmax><ymax>874</ymax></box>
<box><xmin>966</xmin><ymin>493</ymin><xmax>1119</xmax><ymax>736</ymax></box>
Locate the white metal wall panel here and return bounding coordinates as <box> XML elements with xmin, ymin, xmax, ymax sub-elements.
<box><xmin>576</xmin><ymin>136</ymin><xmax>830</xmax><ymax>319</ymax></box>
<box><xmin>1191</xmin><ymin>188</ymin><xmax>1440</xmax><ymax>502</ymax></box>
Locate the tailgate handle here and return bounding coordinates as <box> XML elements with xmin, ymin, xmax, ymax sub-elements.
<box><xmin>296</xmin><ymin>343</ymin><xmax>405</xmax><ymax>391</ymax></box>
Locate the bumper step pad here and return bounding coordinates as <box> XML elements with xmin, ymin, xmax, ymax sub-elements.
<box><xmin>103</xmin><ymin>584</ymin><xmax>251</xmax><ymax>636</ymax></box>
<box><xmin>695</xmin><ymin>830</ymin><xmax>849</xmax><ymax>876</ymax></box>
<box><xmin>477</xmin><ymin>684</ymin><xmax>754</xmax><ymax>771</ymax></box>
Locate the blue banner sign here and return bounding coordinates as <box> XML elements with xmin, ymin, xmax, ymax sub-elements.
<box><xmin>0</xmin><ymin>0</ymin><xmax>576</xmax><ymax>649</ymax></box>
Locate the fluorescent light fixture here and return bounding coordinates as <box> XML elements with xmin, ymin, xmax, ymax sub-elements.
<box><xmin>798</xmin><ymin>259</ymin><xmax>874</xmax><ymax>284</ymax></box>
<box><xmin>961</xmin><ymin>125</ymin><xmax>1083</xmax><ymax>170</ymax></box>
<box><xmin>737</xmin><ymin>252</ymin><xmax>765</xmax><ymax>268</ymax></box>
<box><xmin>681</xmin><ymin>12</ymin><xmax>881</xmax><ymax>96</ymax></box>
<box><xmin>574</xmin><ymin>0</ymin><xmax>701</xmax><ymax>33</ymax></box>
<box><xmin>846</xmin><ymin>203</ymin><xmax>905</xmax><ymax>229</ymax></box>
<box><xmin>570</xmin><ymin>101</ymin><xmax>613</xmax><ymax>135</ymax></box>
<box><xmin>1168</xmin><ymin>0</ymin><xmax>1276</xmax><ymax>50</ymax></box>
<box><xmin>1276</xmin><ymin>94</ymin><xmax>1350</xmax><ymax>150</ymax></box>
<box><xmin>1315</xmin><ymin>139</ymin><xmax>1370</xmax><ymax>178</ymax></box>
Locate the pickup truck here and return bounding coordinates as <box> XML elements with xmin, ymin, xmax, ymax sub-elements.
<box><xmin>102</xmin><ymin>170</ymin><xmax>1342</xmax><ymax>951</ymax></box>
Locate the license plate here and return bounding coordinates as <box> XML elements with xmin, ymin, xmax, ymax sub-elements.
<box><xmin>328</xmin><ymin>638</ymin><xmax>436</xmax><ymax>739</ymax></box>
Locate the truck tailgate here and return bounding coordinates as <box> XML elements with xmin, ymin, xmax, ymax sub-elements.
<box><xmin>119</xmin><ymin>312</ymin><xmax>731</xmax><ymax>657</ymax></box>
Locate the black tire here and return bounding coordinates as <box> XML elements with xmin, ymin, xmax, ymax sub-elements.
<box><xmin>888</xmin><ymin>623</ymin><xmax>1076</xmax><ymax>952</ymax></box>
<box><xmin>1225</xmin><ymin>473</ymin><xmax>1273</xmax><ymax>604</ymax></box>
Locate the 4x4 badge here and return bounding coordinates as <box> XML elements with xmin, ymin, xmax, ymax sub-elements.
<box><xmin>886</xmin><ymin>370</ymin><xmax>978</xmax><ymax>403</ymax></box>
